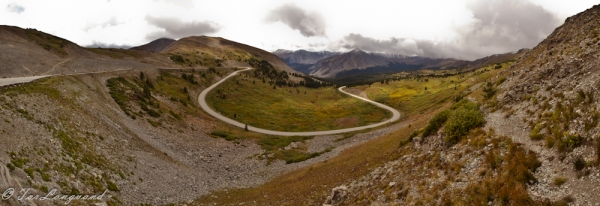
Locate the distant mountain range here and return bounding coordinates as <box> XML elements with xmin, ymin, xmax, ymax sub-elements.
<box><xmin>273</xmin><ymin>49</ymin><xmax>340</xmax><ymax>65</ymax></box>
<box><xmin>274</xmin><ymin>48</ymin><xmax>528</xmax><ymax>79</ymax></box>
<box><xmin>273</xmin><ymin>49</ymin><xmax>340</xmax><ymax>74</ymax></box>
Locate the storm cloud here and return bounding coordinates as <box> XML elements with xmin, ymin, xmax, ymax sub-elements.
<box><xmin>86</xmin><ymin>41</ymin><xmax>132</xmax><ymax>49</ymax></box>
<box><xmin>145</xmin><ymin>15</ymin><xmax>221</xmax><ymax>40</ymax></box>
<box><xmin>6</xmin><ymin>3</ymin><xmax>24</xmax><ymax>14</ymax></box>
<box><xmin>265</xmin><ymin>3</ymin><xmax>327</xmax><ymax>37</ymax></box>
<box><xmin>334</xmin><ymin>0</ymin><xmax>561</xmax><ymax>60</ymax></box>
<box><xmin>332</xmin><ymin>34</ymin><xmax>422</xmax><ymax>56</ymax></box>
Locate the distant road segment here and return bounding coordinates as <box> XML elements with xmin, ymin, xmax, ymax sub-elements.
<box><xmin>0</xmin><ymin>75</ymin><xmax>50</xmax><ymax>87</ymax></box>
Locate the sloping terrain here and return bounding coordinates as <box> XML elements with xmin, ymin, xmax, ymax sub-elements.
<box><xmin>129</xmin><ymin>38</ymin><xmax>175</xmax><ymax>53</ymax></box>
<box><xmin>191</xmin><ymin>5</ymin><xmax>600</xmax><ymax>205</ymax></box>
<box><xmin>161</xmin><ymin>36</ymin><xmax>297</xmax><ymax>74</ymax></box>
<box><xmin>0</xmin><ymin>25</ymin><xmax>174</xmax><ymax>78</ymax></box>
<box><xmin>0</xmin><ymin>67</ymin><xmax>370</xmax><ymax>205</ymax></box>
<box><xmin>314</xmin><ymin>4</ymin><xmax>600</xmax><ymax>206</ymax></box>
<box><xmin>188</xmin><ymin>60</ymin><xmax>521</xmax><ymax>205</ymax></box>
<box><xmin>489</xmin><ymin>4</ymin><xmax>600</xmax><ymax>204</ymax></box>
<box><xmin>0</xmin><ymin>26</ymin><xmax>332</xmax><ymax>205</ymax></box>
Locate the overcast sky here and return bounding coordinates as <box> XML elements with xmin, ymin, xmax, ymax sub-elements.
<box><xmin>1</xmin><ymin>0</ymin><xmax>598</xmax><ymax>60</ymax></box>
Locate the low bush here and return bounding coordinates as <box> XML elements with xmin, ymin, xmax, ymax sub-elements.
<box><xmin>482</xmin><ymin>81</ymin><xmax>497</xmax><ymax>99</ymax></box>
<box><xmin>106</xmin><ymin>180</ymin><xmax>119</xmax><ymax>191</ymax></box>
<box><xmin>553</xmin><ymin>177</ymin><xmax>568</xmax><ymax>186</ymax></box>
<box><xmin>573</xmin><ymin>157</ymin><xmax>586</xmax><ymax>171</ymax></box>
<box><xmin>444</xmin><ymin>101</ymin><xmax>486</xmax><ymax>144</ymax></box>
<box><xmin>6</xmin><ymin>163</ymin><xmax>15</xmax><ymax>170</ymax></box>
<box><xmin>147</xmin><ymin>109</ymin><xmax>160</xmax><ymax>118</ymax></box>
<box><xmin>529</xmin><ymin>124</ymin><xmax>544</xmax><ymax>140</ymax></box>
<box><xmin>210</xmin><ymin>131</ymin><xmax>228</xmax><ymax>138</ymax></box>
<box><xmin>596</xmin><ymin>139</ymin><xmax>600</xmax><ymax>166</ymax></box>
<box><xmin>422</xmin><ymin>110</ymin><xmax>450</xmax><ymax>137</ymax></box>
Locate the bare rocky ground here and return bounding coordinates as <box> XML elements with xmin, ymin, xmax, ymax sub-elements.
<box><xmin>487</xmin><ymin>110</ymin><xmax>600</xmax><ymax>205</ymax></box>
<box><xmin>0</xmin><ymin>69</ymin><xmax>406</xmax><ymax>205</ymax></box>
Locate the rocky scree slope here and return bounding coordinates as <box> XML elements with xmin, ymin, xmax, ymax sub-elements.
<box><xmin>0</xmin><ymin>67</ymin><xmax>324</xmax><ymax>205</ymax></box>
<box><xmin>0</xmin><ymin>25</ymin><xmax>174</xmax><ymax>77</ymax></box>
<box><xmin>491</xmin><ymin>4</ymin><xmax>600</xmax><ymax>204</ymax></box>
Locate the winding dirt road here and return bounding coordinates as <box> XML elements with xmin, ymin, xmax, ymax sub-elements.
<box><xmin>198</xmin><ymin>67</ymin><xmax>401</xmax><ymax>136</ymax></box>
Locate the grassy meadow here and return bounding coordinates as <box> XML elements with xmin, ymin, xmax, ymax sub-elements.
<box><xmin>350</xmin><ymin>61</ymin><xmax>513</xmax><ymax>115</ymax></box>
<box><xmin>206</xmin><ymin>71</ymin><xmax>391</xmax><ymax>132</ymax></box>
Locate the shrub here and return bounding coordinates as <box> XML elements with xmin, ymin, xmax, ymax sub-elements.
<box><xmin>573</xmin><ymin>157</ymin><xmax>586</xmax><ymax>171</ymax></box>
<box><xmin>482</xmin><ymin>81</ymin><xmax>497</xmax><ymax>99</ymax></box>
<box><xmin>553</xmin><ymin>177</ymin><xmax>568</xmax><ymax>186</ymax></box>
<box><xmin>6</xmin><ymin>163</ymin><xmax>15</xmax><ymax>170</ymax></box>
<box><xmin>596</xmin><ymin>139</ymin><xmax>600</xmax><ymax>166</ymax></box>
<box><xmin>147</xmin><ymin>119</ymin><xmax>160</xmax><ymax>127</ymax></box>
<box><xmin>169</xmin><ymin>110</ymin><xmax>182</xmax><ymax>120</ymax></box>
<box><xmin>565</xmin><ymin>133</ymin><xmax>581</xmax><ymax>148</ymax></box>
<box><xmin>170</xmin><ymin>54</ymin><xmax>185</xmax><ymax>64</ymax></box>
<box><xmin>146</xmin><ymin>109</ymin><xmax>160</xmax><ymax>118</ymax></box>
<box><xmin>41</xmin><ymin>172</ymin><xmax>51</xmax><ymax>182</ymax></box>
<box><xmin>24</xmin><ymin>168</ymin><xmax>35</xmax><ymax>178</ymax></box>
<box><xmin>444</xmin><ymin>107</ymin><xmax>486</xmax><ymax>144</ymax></box>
<box><xmin>210</xmin><ymin>131</ymin><xmax>228</xmax><ymax>138</ymax></box>
<box><xmin>107</xmin><ymin>180</ymin><xmax>119</xmax><ymax>191</ymax></box>
<box><xmin>496</xmin><ymin>76</ymin><xmax>507</xmax><ymax>85</ymax></box>
<box><xmin>529</xmin><ymin>124</ymin><xmax>543</xmax><ymax>140</ymax></box>
<box><xmin>40</xmin><ymin>186</ymin><xmax>49</xmax><ymax>193</ymax></box>
<box><xmin>422</xmin><ymin>110</ymin><xmax>450</xmax><ymax>137</ymax></box>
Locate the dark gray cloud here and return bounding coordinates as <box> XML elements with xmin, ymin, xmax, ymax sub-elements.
<box><xmin>86</xmin><ymin>41</ymin><xmax>132</xmax><ymax>49</ymax></box>
<box><xmin>332</xmin><ymin>34</ymin><xmax>422</xmax><ymax>56</ymax></box>
<box><xmin>6</xmin><ymin>3</ymin><xmax>24</xmax><ymax>14</ymax></box>
<box><xmin>265</xmin><ymin>3</ymin><xmax>326</xmax><ymax>37</ymax></box>
<box><xmin>334</xmin><ymin>0</ymin><xmax>561</xmax><ymax>60</ymax></box>
<box><xmin>145</xmin><ymin>15</ymin><xmax>221</xmax><ymax>40</ymax></box>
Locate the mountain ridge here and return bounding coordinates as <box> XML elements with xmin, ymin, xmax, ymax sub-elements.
<box><xmin>275</xmin><ymin>47</ymin><xmax>527</xmax><ymax>79</ymax></box>
<box><xmin>129</xmin><ymin>38</ymin><xmax>175</xmax><ymax>53</ymax></box>
<box><xmin>0</xmin><ymin>26</ymin><xmax>294</xmax><ymax>78</ymax></box>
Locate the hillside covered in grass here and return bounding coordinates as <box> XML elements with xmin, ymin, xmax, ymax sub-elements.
<box><xmin>206</xmin><ymin>70</ymin><xmax>391</xmax><ymax>132</ymax></box>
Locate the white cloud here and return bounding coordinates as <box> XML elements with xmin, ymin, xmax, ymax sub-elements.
<box><xmin>6</xmin><ymin>3</ymin><xmax>24</xmax><ymax>14</ymax></box>
<box><xmin>0</xmin><ymin>0</ymin><xmax>596</xmax><ymax>57</ymax></box>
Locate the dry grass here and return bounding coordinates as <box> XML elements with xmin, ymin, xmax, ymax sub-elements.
<box><xmin>190</xmin><ymin>112</ymin><xmax>433</xmax><ymax>205</ymax></box>
<box><xmin>553</xmin><ymin>177</ymin><xmax>568</xmax><ymax>186</ymax></box>
<box><xmin>352</xmin><ymin>62</ymin><xmax>512</xmax><ymax>116</ymax></box>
